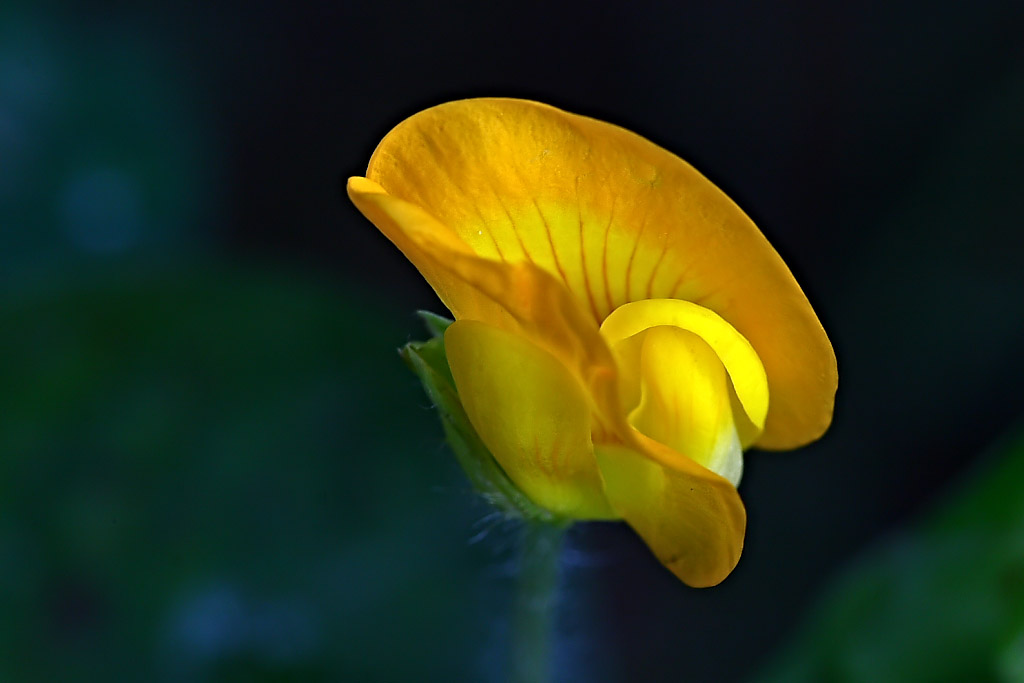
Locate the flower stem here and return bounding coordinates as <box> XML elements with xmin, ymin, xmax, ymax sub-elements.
<box><xmin>511</xmin><ymin>519</ymin><xmax>569</xmax><ymax>683</ymax></box>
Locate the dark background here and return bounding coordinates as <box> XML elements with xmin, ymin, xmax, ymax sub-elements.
<box><xmin>3</xmin><ymin>1</ymin><xmax>1024</xmax><ymax>681</ymax></box>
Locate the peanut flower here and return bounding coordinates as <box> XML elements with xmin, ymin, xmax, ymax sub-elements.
<box><xmin>348</xmin><ymin>99</ymin><xmax>837</xmax><ymax>587</ymax></box>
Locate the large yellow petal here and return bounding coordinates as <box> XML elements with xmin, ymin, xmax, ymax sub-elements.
<box><xmin>348</xmin><ymin>177</ymin><xmax>627</xmax><ymax>439</ymax></box>
<box><xmin>600</xmin><ymin>298</ymin><xmax>768</xmax><ymax>447</ymax></box>
<box><xmin>361</xmin><ymin>98</ymin><xmax>836</xmax><ymax>449</ymax></box>
<box><xmin>621</xmin><ymin>326</ymin><xmax>744</xmax><ymax>485</ymax></box>
<box><xmin>595</xmin><ymin>441</ymin><xmax>745</xmax><ymax>587</ymax></box>
<box><xmin>444</xmin><ymin>320</ymin><xmax>616</xmax><ymax>519</ymax></box>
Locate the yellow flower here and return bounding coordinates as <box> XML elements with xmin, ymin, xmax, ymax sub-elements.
<box><xmin>348</xmin><ymin>99</ymin><xmax>837</xmax><ymax>587</ymax></box>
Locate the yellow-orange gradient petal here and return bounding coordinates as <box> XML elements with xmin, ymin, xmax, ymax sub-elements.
<box><xmin>361</xmin><ymin>98</ymin><xmax>836</xmax><ymax>449</ymax></box>
<box><xmin>445</xmin><ymin>320</ymin><xmax>616</xmax><ymax>519</ymax></box>
<box><xmin>347</xmin><ymin>177</ymin><xmax>626</xmax><ymax>438</ymax></box>
<box><xmin>595</xmin><ymin>441</ymin><xmax>745</xmax><ymax>587</ymax></box>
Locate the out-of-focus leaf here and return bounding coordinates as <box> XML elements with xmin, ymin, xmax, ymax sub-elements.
<box><xmin>754</xmin><ymin>426</ymin><xmax>1024</xmax><ymax>683</ymax></box>
<box><xmin>0</xmin><ymin>266</ymin><xmax>500</xmax><ymax>682</ymax></box>
<box><xmin>0</xmin><ymin>5</ymin><xmax>214</xmax><ymax>271</ymax></box>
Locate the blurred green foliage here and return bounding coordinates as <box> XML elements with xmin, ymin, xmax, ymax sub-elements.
<box><xmin>0</xmin><ymin>4</ymin><xmax>213</xmax><ymax>292</ymax></box>
<box><xmin>755</xmin><ymin>426</ymin><xmax>1024</xmax><ymax>683</ymax></box>
<box><xmin>0</xmin><ymin>267</ymin><xmax>508</xmax><ymax>681</ymax></box>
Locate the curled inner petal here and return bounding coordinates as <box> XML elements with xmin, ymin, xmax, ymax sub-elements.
<box><xmin>601</xmin><ymin>298</ymin><xmax>769</xmax><ymax>444</ymax></box>
<box><xmin>622</xmin><ymin>326</ymin><xmax>744</xmax><ymax>486</ymax></box>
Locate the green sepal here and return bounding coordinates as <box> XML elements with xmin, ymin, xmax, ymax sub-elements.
<box><xmin>417</xmin><ymin>310</ymin><xmax>454</xmax><ymax>339</ymax></box>
<box><xmin>399</xmin><ymin>312</ymin><xmax>565</xmax><ymax>525</ymax></box>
